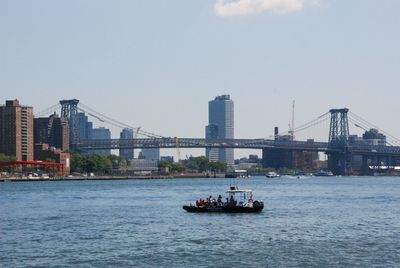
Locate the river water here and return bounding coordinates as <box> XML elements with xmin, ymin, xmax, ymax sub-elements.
<box><xmin>1</xmin><ymin>176</ymin><xmax>400</xmax><ymax>267</ymax></box>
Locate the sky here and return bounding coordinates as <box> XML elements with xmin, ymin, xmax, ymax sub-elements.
<box><xmin>1</xmin><ymin>0</ymin><xmax>400</xmax><ymax>158</ymax></box>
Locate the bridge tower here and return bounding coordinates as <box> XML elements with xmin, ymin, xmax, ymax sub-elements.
<box><xmin>328</xmin><ymin>108</ymin><xmax>351</xmax><ymax>175</ymax></box>
<box><xmin>60</xmin><ymin>99</ymin><xmax>80</xmax><ymax>145</ymax></box>
<box><xmin>329</xmin><ymin>108</ymin><xmax>350</xmax><ymax>145</ymax></box>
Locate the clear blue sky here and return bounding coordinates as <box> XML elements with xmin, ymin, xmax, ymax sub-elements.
<box><xmin>1</xmin><ymin>0</ymin><xmax>399</xmax><ymax>157</ymax></box>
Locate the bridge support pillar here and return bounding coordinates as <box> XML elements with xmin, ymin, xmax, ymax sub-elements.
<box><xmin>361</xmin><ymin>155</ymin><xmax>372</xmax><ymax>176</ymax></box>
<box><xmin>328</xmin><ymin>149</ymin><xmax>352</xmax><ymax>176</ymax></box>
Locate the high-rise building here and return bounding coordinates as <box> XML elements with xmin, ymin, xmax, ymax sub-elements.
<box><xmin>78</xmin><ymin>112</ymin><xmax>93</xmax><ymax>140</ymax></box>
<box><xmin>120</xmin><ymin>128</ymin><xmax>134</xmax><ymax>160</ymax></box>
<box><xmin>34</xmin><ymin>113</ymin><xmax>69</xmax><ymax>151</ymax></box>
<box><xmin>77</xmin><ymin>112</ymin><xmax>94</xmax><ymax>154</ymax></box>
<box><xmin>205</xmin><ymin>95</ymin><xmax>234</xmax><ymax>167</ymax></box>
<box><xmin>91</xmin><ymin>127</ymin><xmax>111</xmax><ymax>156</ymax></box>
<box><xmin>0</xmin><ymin>100</ymin><xmax>34</xmax><ymax>161</ymax></box>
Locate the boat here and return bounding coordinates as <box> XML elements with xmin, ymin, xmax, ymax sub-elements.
<box><xmin>41</xmin><ymin>174</ymin><xmax>50</xmax><ymax>179</ymax></box>
<box><xmin>225</xmin><ymin>170</ymin><xmax>250</xmax><ymax>179</ymax></box>
<box><xmin>266</xmin><ymin>172</ymin><xmax>280</xmax><ymax>178</ymax></box>
<box><xmin>183</xmin><ymin>187</ymin><xmax>264</xmax><ymax>213</ymax></box>
<box><xmin>314</xmin><ymin>170</ymin><xmax>334</xmax><ymax>177</ymax></box>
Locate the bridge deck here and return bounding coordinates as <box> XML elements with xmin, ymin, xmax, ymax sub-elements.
<box><xmin>72</xmin><ymin>138</ymin><xmax>400</xmax><ymax>156</ymax></box>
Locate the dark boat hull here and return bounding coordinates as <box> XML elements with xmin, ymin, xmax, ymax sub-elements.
<box><xmin>183</xmin><ymin>204</ymin><xmax>264</xmax><ymax>213</ymax></box>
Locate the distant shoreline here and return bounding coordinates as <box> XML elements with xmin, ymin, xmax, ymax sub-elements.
<box><xmin>0</xmin><ymin>173</ymin><xmax>225</xmax><ymax>182</ymax></box>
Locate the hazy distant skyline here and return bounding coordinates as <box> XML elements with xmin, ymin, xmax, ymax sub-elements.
<box><xmin>1</xmin><ymin>0</ymin><xmax>399</xmax><ymax>157</ymax></box>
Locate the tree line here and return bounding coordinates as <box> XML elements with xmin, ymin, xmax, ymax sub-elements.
<box><xmin>71</xmin><ymin>153</ymin><xmax>122</xmax><ymax>174</ymax></box>
<box><xmin>1</xmin><ymin>152</ymin><xmax>227</xmax><ymax>175</ymax></box>
<box><xmin>159</xmin><ymin>156</ymin><xmax>226</xmax><ymax>173</ymax></box>
<box><xmin>70</xmin><ymin>153</ymin><xmax>226</xmax><ymax>174</ymax></box>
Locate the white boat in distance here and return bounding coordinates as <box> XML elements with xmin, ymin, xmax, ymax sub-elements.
<box><xmin>266</xmin><ymin>172</ymin><xmax>280</xmax><ymax>178</ymax></box>
<box><xmin>314</xmin><ymin>171</ymin><xmax>334</xmax><ymax>177</ymax></box>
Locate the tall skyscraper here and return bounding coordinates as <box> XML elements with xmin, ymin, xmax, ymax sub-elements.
<box><xmin>120</xmin><ymin>128</ymin><xmax>134</xmax><ymax>160</ymax></box>
<box><xmin>78</xmin><ymin>112</ymin><xmax>93</xmax><ymax>140</ymax></box>
<box><xmin>34</xmin><ymin>113</ymin><xmax>69</xmax><ymax>151</ymax></box>
<box><xmin>0</xmin><ymin>100</ymin><xmax>34</xmax><ymax>161</ymax></box>
<box><xmin>206</xmin><ymin>95</ymin><xmax>234</xmax><ymax>167</ymax></box>
<box><xmin>91</xmin><ymin>127</ymin><xmax>111</xmax><ymax>156</ymax></box>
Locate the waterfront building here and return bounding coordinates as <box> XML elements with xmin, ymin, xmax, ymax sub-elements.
<box><xmin>263</xmin><ymin>148</ymin><xmax>319</xmax><ymax>171</ymax></box>
<box><xmin>126</xmin><ymin>159</ymin><xmax>158</xmax><ymax>172</ymax></box>
<box><xmin>141</xmin><ymin>148</ymin><xmax>160</xmax><ymax>161</ymax></box>
<box><xmin>205</xmin><ymin>95</ymin><xmax>234</xmax><ymax>167</ymax></box>
<box><xmin>262</xmin><ymin>148</ymin><xmax>294</xmax><ymax>170</ymax></box>
<box><xmin>91</xmin><ymin>127</ymin><xmax>111</xmax><ymax>156</ymax></box>
<box><xmin>0</xmin><ymin>100</ymin><xmax>34</xmax><ymax>161</ymax></box>
<box><xmin>263</xmin><ymin>128</ymin><xmax>319</xmax><ymax>171</ymax></box>
<box><xmin>119</xmin><ymin>128</ymin><xmax>134</xmax><ymax>160</ymax></box>
<box><xmin>34</xmin><ymin>144</ymin><xmax>71</xmax><ymax>175</ymax></box>
<box><xmin>34</xmin><ymin>113</ymin><xmax>69</xmax><ymax>151</ymax></box>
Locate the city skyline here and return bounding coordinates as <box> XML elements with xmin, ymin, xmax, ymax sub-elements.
<box><xmin>1</xmin><ymin>0</ymin><xmax>400</xmax><ymax>156</ymax></box>
<box><xmin>1</xmin><ymin>2</ymin><xmax>400</xmax><ymax>266</ymax></box>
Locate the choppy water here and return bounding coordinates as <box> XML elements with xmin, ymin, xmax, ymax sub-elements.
<box><xmin>1</xmin><ymin>177</ymin><xmax>400</xmax><ymax>267</ymax></box>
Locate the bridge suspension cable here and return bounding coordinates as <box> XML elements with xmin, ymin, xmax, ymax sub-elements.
<box><xmin>293</xmin><ymin>112</ymin><xmax>330</xmax><ymax>134</ymax></box>
<box><xmin>348</xmin><ymin>112</ymin><xmax>400</xmax><ymax>146</ymax></box>
<box><xmin>79</xmin><ymin>102</ymin><xmax>166</xmax><ymax>139</ymax></box>
<box><xmin>270</xmin><ymin>112</ymin><xmax>330</xmax><ymax>140</ymax></box>
<box><xmin>35</xmin><ymin>103</ymin><xmax>61</xmax><ymax>117</ymax></box>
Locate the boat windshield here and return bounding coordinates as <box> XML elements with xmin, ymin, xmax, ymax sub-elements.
<box><xmin>226</xmin><ymin>190</ymin><xmax>253</xmax><ymax>203</ymax></box>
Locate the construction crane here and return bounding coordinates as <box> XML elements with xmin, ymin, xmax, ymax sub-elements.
<box><xmin>289</xmin><ymin>100</ymin><xmax>296</xmax><ymax>140</ymax></box>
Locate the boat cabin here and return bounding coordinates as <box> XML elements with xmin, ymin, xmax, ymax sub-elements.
<box><xmin>226</xmin><ymin>187</ymin><xmax>254</xmax><ymax>207</ymax></box>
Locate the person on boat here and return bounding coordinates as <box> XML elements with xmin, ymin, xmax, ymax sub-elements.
<box><xmin>206</xmin><ymin>196</ymin><xmax>210</xmax><ymax>206</ymax></box>
<box><xmin>211</xmin><ymin>197</ymin><xmax>217</xmax><ymax>207</ymax></box>
<box><xmin>196</xmin><ymin>199</ymin><xmax>204</xmax><ymax>207</ymax></box>
<box><xmin>229</xmin><ymin>195</ymin><xmax>237</xmax><ymax>207</ymax></box>
<box><xmin>217</xmin><ymin>195</ymin><xmax>222</xmax><ymax>206</ymax></box>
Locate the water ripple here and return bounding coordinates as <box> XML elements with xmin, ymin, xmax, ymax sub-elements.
<box><xmin>1</xmin><ymin>177</ymin><xmax>400</xmax><ymax>267</ymax></box>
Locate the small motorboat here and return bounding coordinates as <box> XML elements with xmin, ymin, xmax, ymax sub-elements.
<box><xmin>266</xmin><ymin>172</ymin><xmax>280</xmax><ymax>178</ymax></box>
<box><xmin>314</xmin><ymin>170</ymin><xmax>334</xmax><ymax>177</ymax></box>
<box><xmin>183</xmin><ymin>187</ymin><xmax>264</xmax><ymax>213</ymax></box>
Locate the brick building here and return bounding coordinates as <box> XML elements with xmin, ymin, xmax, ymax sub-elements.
<box><xmin>34</xmin><ymin>113</ymin><xmax>69</xmax><ymax>151</ymax></box>
<box><xmin>0</xmin><ymin>100</ymin><xmax>34</xmax><ymax>161</ymax></box>
<box><xmin>34</xmin><ymin>144</ymin><xmax>71</xmax><ymax>175</ymax></box>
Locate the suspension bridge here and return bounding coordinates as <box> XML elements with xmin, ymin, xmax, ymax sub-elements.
<box><xmin>37</xmin><ymin>99</ymin><xmax>400</xmax><ymax>176</ymax></box>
